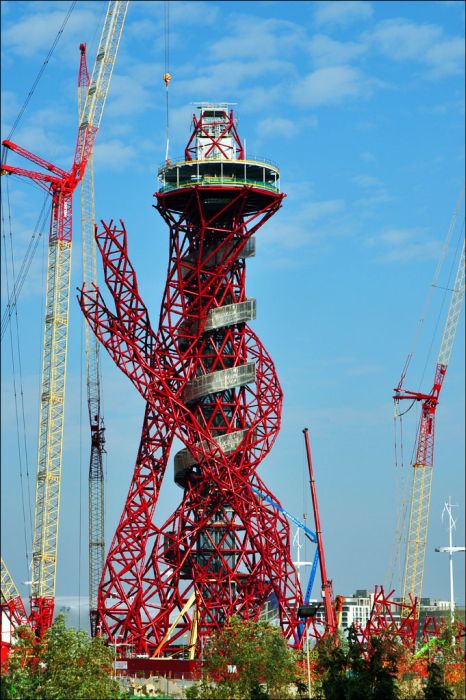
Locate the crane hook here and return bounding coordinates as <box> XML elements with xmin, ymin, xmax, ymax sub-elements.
<box><xmin>163</xmin><ymin>72</ymin><xmax>171</xmax><ymax>88</ymax></box>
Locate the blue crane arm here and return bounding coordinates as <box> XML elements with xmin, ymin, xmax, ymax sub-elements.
<box><xmin>304</xmin><ymin>548</ymin><xmax>320</xmax><ymax>604</ymax></box>
<box><xmin>252</xmin><ymin>488</ymin><xmax>317</xmax><ymax>542</ymax></box>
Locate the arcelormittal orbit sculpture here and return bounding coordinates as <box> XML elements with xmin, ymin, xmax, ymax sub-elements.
<box><xmin>79</xmin><ymin>104</ymin><xmax>303</xmax><ymax>656</ymax></box>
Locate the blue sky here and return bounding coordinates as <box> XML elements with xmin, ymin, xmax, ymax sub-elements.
<box><xmin>1</xmin><ymin>0</ymin><xmax>464</xmax><ymax>630</ymax></box>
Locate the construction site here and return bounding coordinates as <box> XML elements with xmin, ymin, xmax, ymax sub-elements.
<box><xmin>1</xmin><ymin>1</ymin><xmax>465</xmax><ymax>698</ymax></box>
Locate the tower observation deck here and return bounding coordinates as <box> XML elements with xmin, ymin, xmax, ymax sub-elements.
<box><xmin>158</xmin><ymin>104</ymin><xmax>280</xmax><ymax>215</ymax></box>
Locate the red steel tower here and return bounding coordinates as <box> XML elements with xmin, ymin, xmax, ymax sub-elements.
<box><xmin>80</xmin><ymin>104</ymin><xmax>303</xmax><ymax>656</ymax></box>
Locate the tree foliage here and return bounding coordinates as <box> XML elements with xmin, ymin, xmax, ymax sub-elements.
<box><xmin>423</xmin><ymin>662</ymin><xmax>453</xmax><ymax>700</ymax></box>
<box><xmin>0</xmin><ymin>614</ymin><xmax>121</xmax><ymax>700</ymax></box>
<box><xmin>186</xmin><ymin>617</ymin><xmax>303</xmax><ymax>700</ymax></box>
<box><xmin>314</xmin><ymin>626</ymin><xmax>401</xmax><ymax>700</ymax></box>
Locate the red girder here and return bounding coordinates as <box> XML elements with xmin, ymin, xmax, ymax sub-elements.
<box><xmin>2</xmin><ymin>139</ymin><xmax>68</xmax><ymax>178</ymax></box>
<box><xmin>2</xmin><ymin>595</ymin><xmax>29</xmax><ymax>630</ymax></box>
<box><xmin>353</xmin><ymin>586</ymin><xmax>418</xmax><ymax>657</ymax></box>
<box><xmin>184</xmin><ymin>110</ymin><xmax>244</xmax><ymax>161</ymax></box>
<box><xmin>393</xmin><ymin>361</ymin><xmax>447</xmax><ymax>471</ymax></box>
<box><xmin>79</xmin><ymin>111</ymin><xmax>304</xmax><ymax>656</ymax></box>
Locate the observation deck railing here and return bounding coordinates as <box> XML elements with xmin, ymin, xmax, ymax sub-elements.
<box><xmin>159</xmin><ymin>154</ymin><xmax>279</xmax><ymax>170</ymax></box>
<box><xmin>159</xmin><ymin>177</ymin><xmax>279</xmax><ymax>194</ymax></box>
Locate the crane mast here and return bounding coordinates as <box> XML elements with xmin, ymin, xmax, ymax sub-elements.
<box><xmin>396</xmin><ymin>237</ymin><xmax>465</xmax><ymax>612</ymax></box>
<box><xmin>1</xmin><ymin>0</ymin><xmax>128</xmax><ymax>636</ymax></box>
<box><xmin>79</xmin><ymin>42</ymin><xmax>105</xmax><ymax>639</ymax></box>
<box><xmin>78</xmin><ymin>0</ymin><xmax>128</xmax><ymax>637</ymax></box>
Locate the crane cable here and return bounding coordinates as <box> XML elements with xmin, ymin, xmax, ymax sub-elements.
<box><xmin>2</xmin><ymin>0</ymin><xmax>77</xmax><ymax>164</ymax></box>
<box><xmin>163</xmin><ymin>0</ymin><xmax>171</xmax><ymax>164</ymax></box>
<box><xmin>0</xmin><ymin>191</ymin><xmax>51</xmax><ymax>341</ymax></box>
<box><xmin>1</xmin><ymin>180</ymin><xmax>32</xmax><ymax>577</ymax></box>
<box><xmin>394</xmin><ymin>184</ymin><xmax>465</xmax><ymax>399</ymax></box>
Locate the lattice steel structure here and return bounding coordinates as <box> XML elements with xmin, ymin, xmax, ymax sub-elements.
<box><xmin>353</xmin><ymin>586</ymin><xmax>418</xmax><ymax>657</ymax></box>
<box><xmin>1</xmin><ymin>558</ymin><xmax>29</xmax><ymax>630</ymax></box>
<box><xmin>80</xmin><ymin>105</ymin><xmax>304</xmax><ymax>656</ymax></box>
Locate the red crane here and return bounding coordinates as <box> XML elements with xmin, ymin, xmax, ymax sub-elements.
<box><xmin>303</xmin><ymin>428</ymin><xmax>337</xmax><ymax>635</ymax></box>
<box><xmin>1</xmin><ymin>47</ymin><xmax>98</xmax><ymax>636</ymax></box>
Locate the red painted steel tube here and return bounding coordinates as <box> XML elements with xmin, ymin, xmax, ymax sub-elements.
<box><xmin>303</xmin><ymin>427</ymin><xmax>337</xmax><ymax>634</ymax></box>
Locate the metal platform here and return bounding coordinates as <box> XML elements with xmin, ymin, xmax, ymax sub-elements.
<box><xmin>184</xmin><ymin>362</ymin><xmax>256</xmax><ymax>404</ymax></box>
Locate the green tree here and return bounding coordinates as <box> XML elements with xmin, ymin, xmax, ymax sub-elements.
<box><xmin>423</xmin><ymin>662</ymin><xmax>453</xmax><ymax>700</ymax></box>
<box><xmin>315</xmin><ymin>626</ymin><xmax>402</xmax><ymax>700</ymax></box>
<box><xmin>365</xmin><ymin>635</ymin><xmax>400</xmax><ymax>700</ymax></box>
<box><xmin>1</xmin><ymin>614</ymin><xmax>121</xmax><ymax>700</ymax></box>
<box><xmin>314</xmin><ymin>632</ymin><xmax>349</xmax><ymax>700</ymax></box>
<box><xmin>186</xmin><ymin>617</ymin><xmax>303</xmax><ymax>700</ymax></box>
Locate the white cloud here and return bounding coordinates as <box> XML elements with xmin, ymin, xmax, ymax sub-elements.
<box><xmin>301</xmin><ymin>199</ymin><xmax>346</xmax><ymax>222</ymax></box>
<box><xmin>9</xmin><ymin>123</ymin><xmax>68</xmax><ymax>163</ymax></box>
<box><xmin>352</xmin><ymin>174</ymin><xmax>383</xmax><ymax>188</ymax></box>
<box><xmin>308</xmin><ymin>34</ymin><xmax>367</xmax><ymax>67</ymax></box>
<box><xmin>360</xmin><ymin>151</ymin><xmax>376</xmax><ymax>162</ymax></box>
<box><xmin>292</xmin><ymin>65</ymin><xmax>371</xmax><ymax>108</ymax></box>
<box><xmin>256</xmin><ymin>117</ymin><xmax>297</xmax><ymax>139</ymax></box>
<box><xmin>369</xmin><ymin>19</ymin><xmax>464</xmax><ymax>78</ymax></box>
<box><xmin>135</xmin><ymin>0</ymin><xmax>220</xmax><ymax>26</ymax></box>
<box><xmin>1</xmin><ymin>90</ymin><xmax>21</xmax><ymax>135</ymax></box>
<box><xmin>93</xmin><ymin>138</ymin><xmax>138</xmax><ymax>170</ymax></box>
<box><xmin>261</xmin><ymin>194</ymin><xmax>347</xmax><ymax>257</ymax></box>
<box><xmin>314</xmin><ymin>1</ymin><xmax>374</xmax><ymax>27</ymax></box>
<box><xmin>426</xmin><ymin>37</ymin><xmax>465</xmax><ymax>78</ymax></box>
<box><xmin>105</xmin><ymin>72</ymin><xmax>156</xmax><ymax>118</ymax></box>
<box><xmin>174</xmin><ymin>59</ymin><xmax>291</xmax><ymax>102</ymax></box>
<box><xmin>352</xmin><ymin>174</ymin><xmax>392</xmax><ymax>211</ymax></box>
<box><xmin>370</xmin><ymin>19</ymin><xmax>442</xmax><ymax>60</ymax></box>
<box><xmin>209</xmin><ymin>16</ymin><xmax>305</xmax><ymax>62</ymax></box>
<box><xmin>366</xmin><ymin>227</ymin><xmax>441</xmax><ymax>262</ymax></box>
<box><xmin>3</xmin><ymin>6</ymin><xmax>100</xmax><ymax>58</ymax></box>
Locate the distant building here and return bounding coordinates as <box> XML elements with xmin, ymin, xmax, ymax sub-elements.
<box><xmin>419</xmin><ymin>598</ymin><xmax>451</xmax><ymax>611</ymax></box>
<box><xmin>311</xmin><ymin>589</ymin><xmax>376</xmax><ymax>632</ymax></box>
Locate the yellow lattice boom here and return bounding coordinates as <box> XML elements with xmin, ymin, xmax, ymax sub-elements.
<box><xmin>32</xmin><ymin>220</ymin><xmax>72</xmax><ymax>602</ymax></box>
<box><xmin>401</xmin><ymin>237</ymin><xmax>465</xmax><ymax>611</ymax></box>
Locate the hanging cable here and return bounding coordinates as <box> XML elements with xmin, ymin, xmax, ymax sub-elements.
<box><xmin>418</xmin><ymin>216</ymin><xmax>465</xmax><ymax>389</ymax></box>
<box><xmin>2</xmin><ymin>0</ymin><xmax>77</xmax><ymax>163</ymax></box>
<box><xmin>78</xmin><ymin>317</ymin><xmax>84</xmax><ymax>631</ymax></box>
<box><xmin>6</xmin><ymin>177</ymin><xmax>34</xmax><ymax>544</ymax></box>
<box><xmin>163</xmin><ymin>0</ymin><xmax>171</xmax><ymax>164</ymax></box>
<box><xmin>1</xmin><ymin>194</ymin><xmax>30</xmax><ymax>578</ymax></box>
<box><xmin>1</xmin><ymin>192</ymin><xmax>50</xmax><ymax>340</ymax></box>
<box><xmin>395</xmin><ymin>184</ymin><xmax>465</xmax><ymax>393</ymax></box>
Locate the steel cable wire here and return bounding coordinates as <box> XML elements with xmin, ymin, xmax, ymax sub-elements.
<box><xmin>2</xmin><ymin>1</ymin><xmax>77</xmax><ymax>164</ymax></box>
<box><xmin>6</xmin><ymin>177</ymin><xmax>34</xmax><ymax>545</ymax></box>
<box><xmin>1</xmin><ymin>191</ymin><xmax>51</xmax><ymax>340</ymax></box>
<box><xmin>1</xmin><ymin>194</ymin><xmax>30</xmax><ymax>578</ymax></box>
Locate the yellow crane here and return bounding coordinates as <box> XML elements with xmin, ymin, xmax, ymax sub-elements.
<box><xmin>394</xmin><ymin>228</ymin><xmax>465</xmax><ymax>613</ymax></box>
<box><xmin>1</xmin><ymin>0</ymin><xmax>128</xmax><ymax>636</ymax></box>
